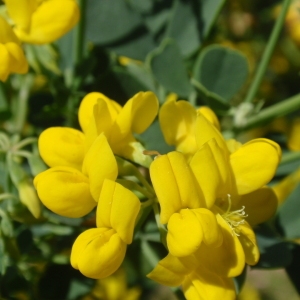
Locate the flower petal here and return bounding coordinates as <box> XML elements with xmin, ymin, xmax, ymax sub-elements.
<box><xmin>159</xmin><ymin>96</ymin><xmax>197</xmax><ymax>154</ymax></box>
<box><xmin>237</xmin><ymin>221</ymin><xmax>260</xmax><ymax>265</ymax></box>
<box><xmin>96</xmin><ymin>179</ymin><xmax>140</xmax><ymax>244</ymax></box>
<box><xmin>110</xmin><ymin>91</ymin><xmax>159</xmax><ymax>143</ymax></box>
<box><xmin>195</xmin><ymin>112</ymin><xmax>227</xmax><ymax>152</ymax></box>
<box><xmin>150</xmin><ymin>151</ymin><xmax>204</xmax><ymax>224</ymax></box>
<box><xmin>34</xmin><ymin>166</ymin><xmax>96</xmax><ymax>218</ymax></box>
<box><xmin>193</xmin><ymin>208</ymin><xmax>223</xmax><ymax>248</ymax></box>
<box><xmin>230</xmin><ymin>138</ymin><xmax>281</xmax><ymax>195</ymax></box>
<box><xmin>195</xmin><ymin>215</ymin><xmax>245</xmax><ymax>278</ymax></box>
<box><xmin>197</xmin><ymin>106</ymin><xmax>220</xmax><ymax>131</ymax></box>
<box><xmin>147</xmin><ymin>254</ymin><xmax>188</xmax><ymax>287</ymax></box>
<box><xmin>182</xmin><ymin>269</ymin><xmax>236</xmax><ymax>300</ymax></box>
<box><xmin>189</xmin><ymin>141</ymin><xmax>223</xmax><ymax>208</ymax></box>
<box><xmin>71</xmin><ymin>228</ymin><xmax>127</xmax><ymax>279</ymax></box>
<box><xmin>78</xmin><ymin>92</ymin><xmax>121</xmax><ymax>134</ymax></box>
<box><xmin>167</xmin><ymin>209</ymin><xmax>203</xmax><ymax>257</ymax></box>
<box><xmin>38</xmin><ymin>127</ymin><xmax>85</xmax><ymax>170</ymax></box>
<box><xmin>14</xmin><ymin>0</ymin><xmax>80</xmax><ymax>44</ymax></box>
<box><xmin>82</xmin><ymin>134</ymin><xmax>118</xmax><ymax>201</ymax></box>
<box><xmin>237</xmin><ymin>186</ymin><xmax>278</xmax><ymax>226</ymax></box>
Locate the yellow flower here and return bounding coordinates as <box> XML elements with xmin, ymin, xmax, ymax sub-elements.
<box><xmin>0</xmin><ymin>16</ymin><xmax>28</xmax><ymax>81</ymax></box>
<box><xmin>71</xmin><ymin>179</ymin><xmax>140</xmax><ymax>279</ymax></box>
<box><xmin>78</xmin><ymin>91</ymin><xmax>159</xmax><ymax>167</ymax></box>
<box><xmin>80</xmin><ymin>268</ymin><xmax>141</xmax><ymax>300</ymax></box>
<box><xmin>34</xmin><ymin>134</ymin><xmax>118</xmax><ymax>218</ymax></box>
<box><xmin>148</xmin><ymin>112</ymin><xmax>281</xmax><ymax>299</ymax></box>
<box><xmin>147</xmin><ymin>252</ymin><xmax>236</xmax><ymax>300</ymax></box>
<box><xmin>4</xmin><ymin>0</ymin><xmax>80</xmax><ymax>44</ymax></box>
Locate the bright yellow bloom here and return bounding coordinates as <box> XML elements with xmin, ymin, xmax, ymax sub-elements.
<box><xmin>0</xmin><ymin>16</ymin><xmax>28</xmax><ymax>81</ymax></box>
<box><xmin>79</xmin><ymin>91</ymin><xmax>159</xmax><ymax>167</ymax></box>
<box><xmin>4</xmin><ymin>0</ymin><xmax>80</xmax><ymax>44</ymax></box>
<box><xmin>149</xmin><ymin>111</ymin><xmax>281</xmax><ymax>299</ymax></box>
<box><xmin>147</xmin><ymin>250</ymin><xmax>236</xmax><ymax>300</ymax></box>
<box><xmin>71</xmin><ymin>179</ymin><xmax>140</xmax><ymax>279</ymax></box>
<box><xmin>34</xmin><ymin>134</ymin><xmax>118</xmax><ymax>218</ymax></box>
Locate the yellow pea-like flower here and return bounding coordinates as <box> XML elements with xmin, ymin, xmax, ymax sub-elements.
<box><xmin>34</xmin><ymin>134</ymin><xmax>118</xmax><ymax>218</ymax></box>
<box><xmin>5</xmin><ymin>0</ymin><xmax>80</xmax><ymax>44</ymax></box>
<box><xmin>79</xmin><ymin>91</ymin><xmax>159</xmax><ymax>167</ymax></box>
<box><xmin>0</xmin><ymin>16</ymin><xmax>28</xmax><ymax>81</ymax></box>
<box><xmin>71</xmin><ymin>179</ymin><xmax>140</xmax><ymax>279</ymax></box>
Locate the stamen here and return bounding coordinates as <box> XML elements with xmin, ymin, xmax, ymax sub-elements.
<box><xmin>222</xmin><ymin>194</ymin><xmax>248</xmax><ymax>236</ymax></box>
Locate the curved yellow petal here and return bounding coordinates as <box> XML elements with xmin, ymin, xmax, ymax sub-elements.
<box><xmin>78</xmin><ymin>92</ymin><xmax>120</xmax><ymax>134</ymax></box>
<box><xmin>189</xmin><ymin>141</ymin><xmax>222</xmax><ymax>208</ymax></box>
<box><xmin>13</xmin><ymin>0</ymin><xmax>80</xmax><ymax>44</ymax></box>
<box><xmin>182</xmin><ymin>269</ymin><xmax>236</xmax><ymax>300</ymax></box>
<box><xmin>71</xmin><ymin>228</ymin><xmax>127</xmax><ymax>279</ymax></box>
<box><xmin>4</xmin><ymin>0</ymin><xmax>35</xmax><ymax>32</ymax></box>
<box><xmin>82</xmin><ymin>134</ymin><xmax>118</xmax><ymax>201</ymax></box>
<box><xmin>110</xmin><ymin>91</ymin><xmax>159</xmax><ymax>144</ymax></box>
<box><xmin>0</xmin><ymin>45</ymin><xmax>11</xmax><ymax>81</ymax></box>
<box><xmin>167</xmin><ymin>209</ymin><xmax>203</xmax><ymax>257</ymax></box>
<box><xmin>230</xmin><ymin>138</ymin><xmax>281</xmax><ymax>195</ymax></box>
<box><xmin>5</xmin><ymin>42</ymin><xmax>28</xmax><ymax>74</ymax></box>
<box><xmin>237</xmin><ymin>186</ymin><xmax>278</xmax><ymax>226</ymax></box>
<box><xmin>195</xmin><ymin>113</ymin><xmax>228</xmax><ymax>152</ymax></box>
<box><xmin>38</xmin><ymin>127</ymin><xmax>85</xmax><ymax>170</ymax></box>
<box><xmin>237</xmin><ymin>221</ymin><xmax>260</xmax><ymax>266</ymax></box>
<box><xmin>150</xmin><ymin>151</ymin><xmax>204</xmax><ymax>224</ymax></box>
<box><xmin>193</xmin><ymin>208</ymin><xmax>223</xmax><ymax>248</ymax></box>
<box><xmin>147</xmin><ymin>254</ymin><xmax>187</xmax><ymax>287</ymax></box>
<box><xmin>0</xmin><ymin>15</ymin><xmax>21</xmax><ymax>44</ymax></box>
<box><xmin>34</xmin><ymin>166</ymin><xmax>96</xmax><ymax>218</ymax></box>
<box><xmin>197</xmin><ymin>106</ymin><xmax>220</xmax><ymax>131</ymax></box>
<box><xmin>195</xmin><ymin>215</ymin><xmax>245</xmax><ymax>278</ymax></box>
<box><xmin>159</xmin><ymin>96</ymin><xmax>197</xmax><ymax>154</ymax></box>
<box><xmin>96</xmin><ymin>180</ymin><xmax>140</xmax><ymax>244</ymax></box>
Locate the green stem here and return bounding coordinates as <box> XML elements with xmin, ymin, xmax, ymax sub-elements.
<box><xmin>74</xmin><ymin>0</ymin><xmax>85</xmax><ymax>68</ymax></box>
<box><xmin>13</xmin><ymin>137</ymin><xmax>37</xmax><ymax>151</ymax></box>
<box><xmin>236</xmin><ymin>92</ymin><xmax>300</xmax><ymax>130</ymax></box>
<box><xmin>13</xmin><ymin>74</ymin><xmax>34</xmax><ymax>134</ymax></box>
<box><xmin>244</xmin><ymin>0</ymin><xmax>292</xmax><ymax>103</ymax></box>
<box><xmin>0</xmin><ymin>193</ymin><xmax>18</xmax><ymax>201</ymax></box>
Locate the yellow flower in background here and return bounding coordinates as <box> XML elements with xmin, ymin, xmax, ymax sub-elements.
<box><xmin>0</xmin><ymin>16</ymin><xmax>28</xmax><ymax>81</ymax></box>
<box><xmin>4</xmin><ymin>0</ymin><xmax>80</xmax><ymax>44</ymax></box>
<box><xmin>79</xmin><ymin>91</ymin><xmax>159</xmax><ymax>167</ymax></box>
<box><xmin>80</xmin><ymin>268</ymin><xmax>141</xmax><ymax>300</ymax></box>
<box><xmin>34</xmin><ymin>134</ymin><xmax>118</xmax><ymax>218</ymax></box>
<box><xmin>71</xmin><ymin>179</ymin><xmax>140</xmax><ymax>279</ymax></box>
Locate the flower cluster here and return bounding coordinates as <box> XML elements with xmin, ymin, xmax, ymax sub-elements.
<box><xmin>34</xmin><ymin>91</ymin><xmax>159</xmax><ymax>278</ymax></box>
<box><xmin>0</xmin><ymin>0</ymin><xmax>79</xmax><ymax>81</ymax></box>
<box><xmin>34</xmin><ymin>91</ymin><xmax>281</xmax><ymax>299</ymax></box>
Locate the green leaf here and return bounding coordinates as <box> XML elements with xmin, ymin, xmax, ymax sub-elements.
<box><xmin>276</xmin><ymin>184</ymin><xmax>300</xmax><ymax>239</ymax></box>
<box><xmin>85</xmin><ymin>0</ymin><xmax>142</xmax><ymax>44</ymax></box>
<box><xmin>254</xmin><ymin>224</ymin><xmax>294</xmax><ymax>269</ymax></box>
<box><xmin>0</xmin><ymin>209</ymin><xmax>14</xmax><ymax>237</ymax></box>
<box><xmin>191</xmin><ymin>78</ymin><xmax>230</xmax><ymax>112</ymax></box>
<box><xmin>193</xmin><ymin>45</ymin><xmax>249</xmax><ymax>101</ymax></box>
<box><xmin>138</xmin><ymin>119</ymin><xmax>175</xmax><ymax>155</ymax></box>
<box><xmin>165</xmin><ymin>0</ymin><xmax>201</xmax><ymax>57</ymax></box>
<box><xmin>0</xmin><ymin>83</ymin><xmax>11</xmax><ymax>121</ymax></box>
<box><xmin>147</xmin><ymin>39</ymin><xmax>194</xmax><ymax>98</ymax></box>
<box><xmin>165</xmin><ymin>0</ymin><xmax>226</xmax><ymax>57</ymax></box>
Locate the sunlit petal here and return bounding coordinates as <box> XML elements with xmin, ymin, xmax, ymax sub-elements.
<box><xmin>197</xmin><ymin>106</ymin><xmax>220</xmax><ymax>131</ymax></box>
